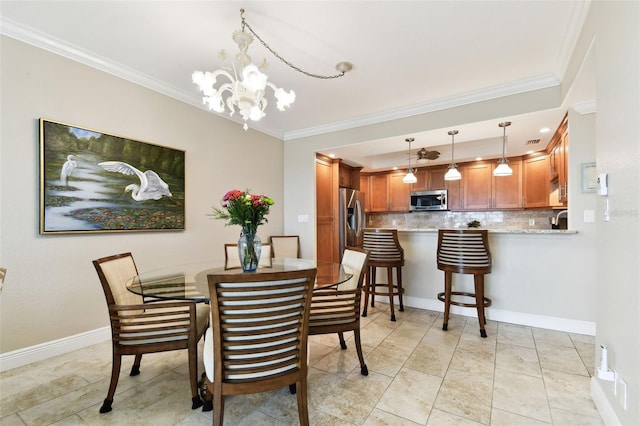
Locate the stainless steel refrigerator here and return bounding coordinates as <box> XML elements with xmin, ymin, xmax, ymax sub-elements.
<box><xmin>339</xmin><ymin>188</ymin><xmax>366</xmax><ymax>258</ymax></box>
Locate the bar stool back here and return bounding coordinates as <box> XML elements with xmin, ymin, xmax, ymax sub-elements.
<box><xmin>361</xmin><ymin>228</ymin><xmax>404</xmax><ymax>321</ymax></box>
<box><xmin>436</xmin><ymin>229</ymin><xmax>492</xmax><ymax>337</ymax></box>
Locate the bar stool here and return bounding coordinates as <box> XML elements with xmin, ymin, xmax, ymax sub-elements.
<box><xmin>361</xmin><ymin>228</ymin><xmax>404</xmax><ymax>321</ymax></box>
<box><xmin>436</xmin><ymin>229</ymin><xmax>492</xmax><ymax>337</ymax></box>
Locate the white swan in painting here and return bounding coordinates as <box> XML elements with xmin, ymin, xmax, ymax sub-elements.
<box><xmin>98</xmin><ymin>161</ymin><xmax>172</xmax><ymax>201</ymax></box>
<box><xmin>60</xmin><ymin>155</ymin><xmax>78</xmax><ymax>186</ymax></box>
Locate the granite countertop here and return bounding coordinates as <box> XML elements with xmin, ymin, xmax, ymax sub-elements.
<box><xmin>396</xmin><ymin>228</ymin><xmax>577</xmax><ymax>234</ymax></box>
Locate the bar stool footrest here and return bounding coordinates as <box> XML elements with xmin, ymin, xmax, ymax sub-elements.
<box><xmin>437</xmin><ymin>291</ymin><xmax>492</xmax><ymax>308</ymax></box>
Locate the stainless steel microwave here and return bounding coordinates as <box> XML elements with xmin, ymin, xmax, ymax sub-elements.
<box><xmin>409</xmin><ymin>190</ymin><xmax>447</xmax><ymax>211</ymax></box>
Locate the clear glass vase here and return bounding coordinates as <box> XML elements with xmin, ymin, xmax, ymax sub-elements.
<box><xmin>238</xmin><ymin>231</ymin><xmax>262</xmax><ymax>272</ymax></box>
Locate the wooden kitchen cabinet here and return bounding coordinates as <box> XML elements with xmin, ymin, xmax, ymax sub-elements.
<box><xmin>388</xmin><ymin>172</ymin><xmax>411</xmax><ymax>211</ymax></box>
<box><xmin>412</xmin><ymin>166</ymin><xmax>447</xmax><ymax>191</ymax></box>
<box><xmin>492</xmin><ymin>159</ymin><xmax>523</xmax><ymax>209</ymax></box>
<box><xmin>359</xmin><ymin>175</ymin><xmax>371</xmax><ymax>212</ymax></box>
<box><xmin>548</xmin><ymin>113</ymin><xmax>568</xmax><ymax>206</ymax></box>
<box><xmin>315</xmin><ymin>155</ymin><xmax>339</xmax><ymax>263</ymax></box>
<box><xmin>461</xmin><ymin>159</ymin><xmax>523</xmax><ymax>210</ymax></box>
<box><xmin>360</xmin><ymin>171</ymin><xmax>410</xmax><ymax>212</ymax></box>
<box><xmin>523</xmin><ymin>154</ymin><xmax>550</xmax><ymax>208</ymax></box>
<box><xmin>462</xmin><ymin>161</ymin><xmax>493</xmax><ymax>210</ymax></box>
<box><xmin>369</xmin><ymin>173</ymin><xmax>389</xmax><ymax>212</ymax></box>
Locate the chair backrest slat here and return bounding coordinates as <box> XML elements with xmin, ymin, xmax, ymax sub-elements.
<box><xmin>437</xmin><ymin>229</ymin><xmax>492</xmax><ymax>274</ymax></box>
<box><xmin>362</xmin><ymin>229</ymin><xmax>404</xmax><ymax>265</ymax></box>
<box><xmin>207</xmin><ymin>269</ymin><xmax>316</xmax><ymax>382</ymax></box>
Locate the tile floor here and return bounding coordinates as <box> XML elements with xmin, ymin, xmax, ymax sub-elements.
<box><xmin>1</xmin><ymin>303</ymin><xmax>603</xmax><ymax>425</ymax></box>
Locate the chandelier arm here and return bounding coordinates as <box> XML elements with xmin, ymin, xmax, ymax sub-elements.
<box><xmin>241</xmin><ymin>17</ymin><xmax>347</xmax><ymax>80</ymax></box>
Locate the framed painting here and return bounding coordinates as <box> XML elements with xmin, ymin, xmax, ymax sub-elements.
<box><xmin>39</xmin><ymin>118</ymin><xmax>185</xmax><ymax>234</ymax></box>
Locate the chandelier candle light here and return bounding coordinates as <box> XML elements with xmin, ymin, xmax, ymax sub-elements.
<box><xmin>402</xmin><ymin>137</ymin><xmax>417</xmax><ymax>184</ymax></box>
<box><xmin>192</xmin><ymin>9</ymin><xmax>352</xmax><ymax>130</ymax></box>
<box><xmin>444</xmin><ymin>130</ymin><xmax>462</xmax><ymax>181</ymax></box>
<box><xmin>494</xmin><ymin>121</ymin><xmax>513</xmax><ymax>176</ymax></box>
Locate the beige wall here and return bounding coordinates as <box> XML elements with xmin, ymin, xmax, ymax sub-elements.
<box><xmin>591</xmin><ymin>2</ymin><xmax>640</xmax><ymax>424</ymax></box>
<box><xmin>0</xmin><ymin>36</ymin><xmax>285</xmax><ymax>353</ymax></box>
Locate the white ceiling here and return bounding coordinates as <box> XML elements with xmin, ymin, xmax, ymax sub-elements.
<box><xmin>1</xmin><ymin>1</ymin><xmax>595</xmax><ymax>171</ymax></box>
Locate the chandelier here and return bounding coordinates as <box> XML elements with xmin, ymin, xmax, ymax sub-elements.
<box><xmin>493</xmin><ymin>121</ymin><xmax>513</xmax><ymax>176</ymax></box>
<box><xmin>402</xmin><ymin>138</ymin><xmax>417</xmax><ymax>184</ymax></box>
<box><xmin>444</xmin><ymin>130</ymin><xmax>462</xmax><ymax>181</ymax></box>
<box><xmin>192</xmin><ymin>9</ymin><xmax>352</xmax><ymax>130</ymax></box>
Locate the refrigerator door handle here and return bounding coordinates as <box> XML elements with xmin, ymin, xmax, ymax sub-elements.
<box><xmin>354</xmin><ymin>199</ymin><xmax>362</xmax><ymax>236</ymax></box>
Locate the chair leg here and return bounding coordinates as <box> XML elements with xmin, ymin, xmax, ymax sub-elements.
<box><xmin>442</xmin><ymin>272</ymin><xmax>452</xmax><ymax>331</ymax></box>
<box><xmin>353</xmin><ymin>328</ymin><xmax>368</xmax><ymax>376</ymax></box>
<box><xmin>202</xmin><ymin>379</ymin><xmax>213</xmax><ymax>412</ymax></box>
<box><xmin>362</xmin><ymin>267</ymin><xmax>371</xmax><ymax>317</ymax></box>
<box><xmin>100</xmin><ymin>352</ymin><xmax>122</xmax><ymax>413</ymax></box>
<box><xmin>130</xmin><ymin>354</ymin><xmax>142</xmax><ymax>376</ymax></box>
<box><xmin>474</xmin><ymin>274</ymin><xmax>488</xmax><ymax>338</ymax></box>
<box><xmin>370</xmin><ymin>267</ymin><xmax>376</xmax><ymax>308</ymax></box>
<box><xmin>213</xmin><ymin>389</ymin><xmax>225</xmax><ymax>426</ymax></box>
<box><xmin>338</xmin><ymin>332</ymin><xmax>347</xmax><ymax>349</ymax></box>
<box><xmin>296</xmin><ymin>379</ymin><xmax>310</xmax><ymax>426</ymax></box>
<box><xmin>387</xmin><ymin>266</ymin><xmax>396</xmax><ymax>321</ymax></box>
<box><xmin>188</xmin><ymin>342</ymin><xmax>203</xmax><ymax>409</ymax></box>
<box><xmin>396</xmin><ymin>267</ymin><xmax>404</xmax><ymax>312</ymax></box>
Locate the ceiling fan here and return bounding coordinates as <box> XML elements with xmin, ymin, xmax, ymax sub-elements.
<box><xmin>416</xmin><ymin>147</ymin><xmax>441</xmax><ymax>163</ymax></box>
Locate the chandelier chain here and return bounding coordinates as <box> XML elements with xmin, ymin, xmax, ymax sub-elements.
<box><xmin>241</xmin><ymin>15</ymin><xmax>347</xmax><ymax>80</ymax></box>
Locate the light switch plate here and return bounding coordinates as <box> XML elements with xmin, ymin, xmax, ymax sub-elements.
<box><xmin>297</xmin><ymin>215</ymin><xmax>309</xmax><ymax>223</ymax></box>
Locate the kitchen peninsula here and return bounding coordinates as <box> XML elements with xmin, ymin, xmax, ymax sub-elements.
<box><xmin>365</xmin><ymin>223</ymin><xmax>591</xmax><ymax>338</ymax></box>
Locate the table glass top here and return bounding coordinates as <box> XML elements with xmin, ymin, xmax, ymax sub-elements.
<box><xmin>127</xmin><ymin>258</ymin><xmax>352</xmax><ymax>302</ymax></box>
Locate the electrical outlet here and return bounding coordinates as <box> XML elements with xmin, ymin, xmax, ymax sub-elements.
<box><xmin>529</xmin><ymin>219</ymin><xmax>535</xmax><ymax>226</ymax></box>
<box><xmin>392</xmin><ymin>220</ymin><xmax>397</xmax><ymax>226</ymax></box>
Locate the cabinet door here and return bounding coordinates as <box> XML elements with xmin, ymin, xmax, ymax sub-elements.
<box><xmin>359</xmin><ymin>175</ymin><xmax>371</xmax><ymax>212</ymax></box>
<box><xmin>429</xmin><ymin>167</ymin><xmax>447</xmax><ymax>190</ymax></box>
<box><xmin>411</xmin><ymin>168</ymin><xmax>428</xmax><ymax>191</ymax></box>
<box><xmin>492</xmin><ymin>159</ymin><xmax>523</xmax><ymax>209</ymax></box>
<box><xmin>388</xmin><ymin>172</ymin><xmax>411</xmax><ymax>212</ymax></box>
<box><xmin>446</xmin><ymin>178</ymin><xmax>462</xmax><ymax>211</ymax></box>
<box><xmin>558</xmin><ymin>131</ymin><xmax>568</xmax><ymax>205</ymax></box>
<box><xmin>369</xmin><ymin>174</ymin><xmax>389</xmax><ymax>212</ymax></box>
<box><xmin>315</xmin><ymin>158</ymin><xmax>337</xmax><ymax>262</ymax></box>
<box><xmin>523</xmin><ymin>155</ymin><xmax>550</xmax><ymax>208</ymax></box>
<box><xmin>462</xmin><ymin>162</ymin><xmax>492</xmax><ymax>210</ymax></box>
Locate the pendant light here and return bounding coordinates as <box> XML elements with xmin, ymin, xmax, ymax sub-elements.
<box><xmin>402</xmin><ymin>137</ymin><xmax>417</xmax><ymax>184</ymax></box>
<box><xmin>444</xmin><ymin>130</ymin><xmax>461</xmax><ymax>181</ymax></box>
<box><xmin>494</xmin><ymin>121</ymin><xmax>513</xmax><ymax>176</ymax></box>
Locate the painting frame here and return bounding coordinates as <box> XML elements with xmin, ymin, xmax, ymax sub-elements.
<box><xmin>39</xmin><ymin>118</ymin><xmax>185</xmax><ymax>234</ymax></box>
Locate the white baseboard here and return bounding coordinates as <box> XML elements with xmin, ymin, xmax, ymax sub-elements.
<box><xmin>1</xmin><ymin>296</ymin><xmax>597</xmax><ymax>373</ymax></box>
<box><xmin>0</xmin><ymin>326</ymin><xmax>111</xmax><ymax>372</ymax></box>
<box><xmin>398</xmin><ymin>295</ymin><xmax>597</xmax><ymax>335</ymax></box>
<box><xmin>591</xmin><ymin>377</ymin><xmax>622</xmax><ymax>425</ymax></box>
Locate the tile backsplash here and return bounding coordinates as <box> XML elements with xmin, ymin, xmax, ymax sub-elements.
<box><xmin>367</xmin><ymin>209</ymin><xmax>564</xmax><ymax>230</ymax></box>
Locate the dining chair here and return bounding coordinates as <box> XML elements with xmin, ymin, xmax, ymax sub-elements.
<box><xmin>270</xmin><ymin>235</ymin><xmax>301</xmax><ymax>258</ymax></box>
<box><xmin>436</xmin><ymin>229</ymin><xmax>493</xmax><ymax>337</ymax></box>
<box><xmin>308</xmin><ymin>247</ymin><xmax>369</xmax><ymax>375</ymax></box>
<box><xmin>224</xmin><ymin>242</ymin><xmax>272</xmax><ymax>269</ymax></box>
<box><xmin>203</xmin><ymin>268</ymin><xmax>317</xmax><ymax>426</ymax></box>
<box><xmin>92</xmin><ymin>252</ymin><xmax>210</xmax><ymax>413</ymax></box>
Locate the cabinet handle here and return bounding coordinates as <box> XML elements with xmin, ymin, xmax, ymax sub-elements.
<box><xmin>558</xmin><ymin>185</ymin><xmax>563</xmax><ymax>200</ymax></box>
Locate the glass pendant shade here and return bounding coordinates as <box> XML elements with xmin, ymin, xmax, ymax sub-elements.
<box><xmin>402</xmin><ymin>170</ymin><xmax>417</xmax><ymax>183</ymax></box>
<box><xmin>444</xmin><ymin>165</ymin><xmax>462</xmax><ymax>181</ymax></box>
<box><xmin>493</xmin><ymin>159</ymin><xmax>513</xmax><ymax>176</ymax></box>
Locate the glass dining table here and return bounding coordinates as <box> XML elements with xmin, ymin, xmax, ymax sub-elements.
<box><xmin>126</xmin><ymin>258</ymin><xmax>352</xmax><ymax>302</ymax></box>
